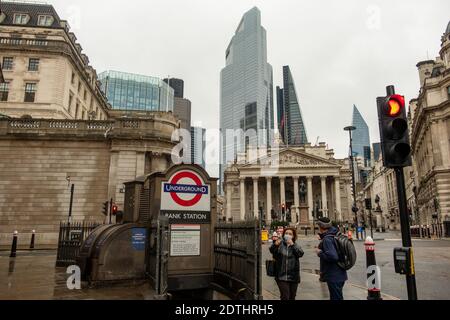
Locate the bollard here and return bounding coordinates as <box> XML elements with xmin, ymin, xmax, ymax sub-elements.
<box><xmin>365</xmin><ymin>236</ymin><xmax>382</xmax><ymax>300</ymax></box>
<box><xmin>30</xmin><ymin>230</ymin><xmax>35</xmax><ymax>249</ymax></box>
<box><xmin>10</xmin><ymin>231</ymin><xmax>18</xmax><ymax>258</ymax></box>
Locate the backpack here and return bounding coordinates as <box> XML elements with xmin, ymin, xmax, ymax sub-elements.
<box><xmin>334</xmin><ymin>232</ymin><xmax>357</xmax><ymax>270</ymax></box>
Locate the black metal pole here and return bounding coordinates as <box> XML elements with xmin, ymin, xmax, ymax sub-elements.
<box><xmin>394</xmin><ymin>167</ymin><xmax>418</xmax><ymax>300</ymax></box>
<box><xmin>348</xmin><ymin>130</ymin><xmax>359</xmax><ymax>239</ymax></box>
<box><xmin>369</xmin><ymin>208</ymin><xmax>374</xmax><ymax>239</ymax></box>
<box><xmin>109</xmin><ymin>198</ymin><xmax>113</xmax><ymax>224</ymax></box>
<box><xmin>68</xmin><ymin>184</ymin><xmax>74</xmax><ymax>223</ymax></box>
<box><xmin>30</xmin><ymin>230</ymin><xmax>35</xmax><ymax>249</ymax></box>
<box><xmin>10</xmin><ymin>231</ymin><xmax>18</xmax><ymax>258</ymax></box>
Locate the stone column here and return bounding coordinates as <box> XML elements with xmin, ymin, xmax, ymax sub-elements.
<box><xmin>293</xmin><ymin>176</ymin><xmax>299</xmax><ymax>224</ymax></box>
<box><xmin>280</xmin><ymin>177</ymin><xmax>286</xmax><ymax>220</ymax></box>
<box><xmin>321</xmin><ymin>176</ymin><xmax>328</xmax><ymax>217</ymax></box>
<box><xmin>253</xmin><ymin>177</ymin><xmax>259</xmax><ymax>218</ymax></box>
<box><xmin>240</xmin><ymin>178</ymin><xmax>246</xmax><ymax>221</ymax></box>
<box><xmin>307</xmin><ymin>176</ymin><xmax>314</xmax><ymax>222</ymax></box>
<box><xmin>334</xmin><ymin>176</ymin><xmax>342</xmax><ymax>222</ymax></box>
<box><xmin>266</xmin><ymin>177</ymin><xmax>272</xmax><ymax>223</ymax></box>
<box><xmin>280</xmin><ymin>177</ymin><xmax>286</xmax><ymax>206</ymax></box>
<box><xmin>226</xmin><ymin>182</ymin><xmax>232</xmax><ymax>221</ymax></box>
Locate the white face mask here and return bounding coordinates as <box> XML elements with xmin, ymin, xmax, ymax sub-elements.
<box><xmin>284</xmin><ymin>234</ymin><xmax>293</xmax><ymax>242</ymax></box>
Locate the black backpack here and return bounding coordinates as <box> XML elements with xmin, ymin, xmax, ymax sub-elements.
<box><xmin>333</xmin><ymin>232</ymin><xmax>357</xmax><ymax>270</ymax></box>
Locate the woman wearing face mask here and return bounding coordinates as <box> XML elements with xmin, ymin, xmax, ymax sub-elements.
<box><xmin>269</xmin><ymin>227</ymin><xmax>304</xmax><ymax>300</ymax></box>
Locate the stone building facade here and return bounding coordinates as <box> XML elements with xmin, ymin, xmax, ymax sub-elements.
<box><xmin>408</xmin><ymin>21</ymin><xmax>450</xmax><ymax>236</ymax></box>
<box><xmin>0</xmin><ymin>1</ymin><xmax>110</xmax><ymax>120</ymax></box>
<box><xmin>0</xmin><ymin>115</ymin><xmax>178</xmax><ymax>246</ymax></box>
<box><xmin>223</xmin><ymin>144</ymin><xmax>352</xmax><ymax>227</ymax></box>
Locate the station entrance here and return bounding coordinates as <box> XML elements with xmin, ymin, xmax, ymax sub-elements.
<box><xmin>75</xmin><ymin>164</ymin><xmax>262</xmax><ymax>300</ymax></box>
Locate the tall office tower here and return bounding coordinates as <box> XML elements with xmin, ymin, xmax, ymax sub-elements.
<box><xmin>163</xmin><ymin>78</ymin><xmax>184</xmax><ymax>99</ymax></box>
<box><xmin>219</xmin><ymin>7</ymin><xmax>274</xmax><ymax>191</ymax></box>
<box><xmin>351</xmin><ymin>105</ymin><xmax>371</xmax><ymax>166</ymax></box>
<box><xmin>276</xmin><ymin>66</ymin><xmax>308</xmax><ymax>146</ymax></box>
<box><xmin>99</xmin><ymin>71</ymin><xmax>174</xmax><ymax>112</ymax></box>
<box><xmin>191</xmin><ymin>126</ymin><xmax>206</xmax><ymax>168</ymax></box>
<box><xmin>163</xmin><ymin>78</ymin><xmax>191</xmax><ymax>131</ymax></box>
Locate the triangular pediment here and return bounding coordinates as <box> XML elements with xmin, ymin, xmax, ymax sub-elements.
<box><xmin>241</xmin><ymin>148</ymin><xmax>341</xmax><ymax>168</ymax></box>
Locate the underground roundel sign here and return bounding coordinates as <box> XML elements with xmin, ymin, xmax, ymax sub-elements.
<box><xmin>161</xmin><ymin>169</ymin><xmax>211</xmax><ymax>213</ymax></box>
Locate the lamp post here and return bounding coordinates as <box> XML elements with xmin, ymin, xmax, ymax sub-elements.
<box><xmin>344</xmin><ymin>126</ymin><xmax>359</xmax><ymax>239</ymax></box>
<box><xmin>344</xmin><ymin>125</ymin><xmax>359</xmax><ymax>239</ymax></box>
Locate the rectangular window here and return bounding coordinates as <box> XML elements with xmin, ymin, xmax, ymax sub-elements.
<box><xmin>2</xmin><ymin>57</ymin><xmax>13</xmax><ymax>70</ymax></box>
<box><xmin>28</xmin><ymin>58</ymin><xmax>40</xmax><ymax>71</ymax></box>
<box><xmin>82</xmin><ymin>110</ymin><xmax>85</xmax><ymax>120</ymax></box>
<box><xmin>75</xmin><ymin>102</ymin><xmax>79</xmax><ymax>119</ymax></box>
<box><xmin>84</xmin><ymin>89</ymin><xmax>87</xmax><ymax>101</ymax></box>
<box><xmin>78</xmin><ymin>81</ymin><xmax>82</xmax><ymax>93</ymax></box>
<box><xmin>71</xmin><ymin>72</ymin><xmax>75</xmax><ymax>85</ymax></box>
<box><xmin>13</xmin><ymin>14</ymin><xmax>28</xmax><ymax>25</ymax></box>
<box><xmin>24</xmin><ymin>83</ymin><xmax>37</xmax><ymax>102</ymax></box>
<box><xmin>0</xmin><ymin>82</ymin><xmax>9</xmax><ymax>102</ymax></box>
<box><xmin>68</xmin><ymin>92</ymin><xmax>74</xmax><ymax>112</ymax></box>
<box><xmin>447</xmin><ymin>86</ymin><xmax>450</xmax><ymax>98</ymax></box>
<box><xmin>37</xmin><ymin>15</ymin><xmax>53</xmax><ymax>27</ymax></box>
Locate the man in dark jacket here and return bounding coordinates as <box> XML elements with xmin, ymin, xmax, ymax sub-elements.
<box><xmin>315</xmin><ymin>217</ymin><xmax>348</xmax><ymax>300</ymax></box>
<box><xmin>270</xmin><ymin>227</ymin><xmax>304</xmax><ymax>300</ymax></box>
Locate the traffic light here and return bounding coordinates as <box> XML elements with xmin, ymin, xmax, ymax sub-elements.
<box><xmin>377</xmin><ymin>88</ymin><xmax>412</xmax><ymax>168</ymax></box>
<box><xmin>112</xmin><ymin>204</ymin><xmax>118</xmax><ymax>216</ymax></box>
<box><xmin>102</xmin><ymin>201</ymin><xmax>108</xmax><ymax>216</ymax></box>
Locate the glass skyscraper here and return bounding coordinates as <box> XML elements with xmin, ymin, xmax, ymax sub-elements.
<box><xmin>191</xmin><ymin>126</ymin><xmax>206</xmax><ymax>168</ymax></box>
<box><xmin>99</xmin><ymin>70</ymin><xmax>174</xmax><ymax>112</ymax></box>
<box><xmin>276</xmin><ymin>66</ymin><xmax>308</xmax><ymax>146</ymax></box>
<box><xmin>351</xmin><ymin>105</ymin><xmax>371</xmax><ymax>165</ymax></box>
<box><xmin>219</xmin><ymin>7</ymin><xmax>274</xmax><ymax>190</ymax></box>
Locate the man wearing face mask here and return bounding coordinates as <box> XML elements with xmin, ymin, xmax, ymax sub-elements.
<box><xmin>269</xmin><ymin>227</ymin><xmax>304</xmax><ymax>300</ymax></box>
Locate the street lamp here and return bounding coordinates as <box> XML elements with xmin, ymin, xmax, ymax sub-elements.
<box><xmin>344</xmin><ymin>125</ymin><xmax>359</xmax><ymax>239</ymax></box>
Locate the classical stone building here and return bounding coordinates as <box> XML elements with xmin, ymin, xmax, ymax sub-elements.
<box><xmin>0</xmin><ymin>1</ymin><xmax>110</xmax><ymax>120</ymax></box>
<box><xmin>0</xmin><ymin>2</ymin><xmax>182</xmax><ymax>246</ymax></box>
<box><xmin>223</xmin><ymin>143</ymin><xmax>352</xmax><ymax>227</ymax></box>
<box><xmin>408</xmin><ymin>21</ymin><xmax>450</xmax><ymax>237</ymax></box>
<box><xmin>0</xmin><ymin>115</ymin><xmax>178</xmax><ymax>245</ymax></box>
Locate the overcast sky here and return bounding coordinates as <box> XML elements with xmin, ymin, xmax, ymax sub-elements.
<box><xmin>49</xmin><ymin>0</ymin><xmax>449</xmax><ymax>175</ymax></box>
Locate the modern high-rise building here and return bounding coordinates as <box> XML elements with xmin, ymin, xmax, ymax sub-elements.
<box><xmin>164</xmin><ymin>78</ymin><xmax>191</xmax><ymax>131</ymax></box>
<box><xmin>276</xmin><ymin>66</ymin><xmax>308</xmax><ymax>146</ymax></box>
<box><xmin>219</xmin><ymin>7</ymin><xmax>274</xmax><ymax>190</ymax></box>
<box><xmin>99</xmin><ymin>70</ymin><xmax>174</xmax><ymax>112</ymax></box>
<box><xmin>163</xmin><ymin>78</ymin><xmax>184</xmax><ymax>99</ymax></box>
<box><xmin>191</xmin><ymin>126</ymin><xmax>206</xmax><ymax>168</ymax></box>
<box><xmin>372</xmin><ymin>143</ymin><xmax>381</xmax><ymax>162</ymax></box>
<box><xmin>351</xmin><ymin>105</ymin><xmax>371</xmax><ymax>164</ymax></box>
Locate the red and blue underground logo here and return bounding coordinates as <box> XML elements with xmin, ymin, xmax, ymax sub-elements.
<box><xmin>163</xmin><ymin>171</ymin><xmax>208</xmax><ymax>207</ymax></box>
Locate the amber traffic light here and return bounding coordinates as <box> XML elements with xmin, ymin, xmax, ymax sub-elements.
<box><xmin>377</xmin><ymin>87</ymin><xmax>412</xmax><ymax>168</ymax></box>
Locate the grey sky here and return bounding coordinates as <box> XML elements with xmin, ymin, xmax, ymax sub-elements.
<box><xmin>49</xmin><ymin>0</ymin><xmax>449</xmax><ymax>175</ymax></box>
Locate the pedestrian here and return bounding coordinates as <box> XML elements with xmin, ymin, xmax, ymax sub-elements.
<box><xmin>315</xmin><ymin>217</ymin><xmax>348</xmax><ymax>300</ymax></box>
<box><xmin>269</xmin><ymin>227</ymin><xmax>304</xmax><ymax>300</ymax></box>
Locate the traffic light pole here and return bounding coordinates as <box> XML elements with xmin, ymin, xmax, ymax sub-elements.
<box><xmin>395</xmin><ymin>162</ymin><xmax>418</xmax><ymax>300</ymax></box>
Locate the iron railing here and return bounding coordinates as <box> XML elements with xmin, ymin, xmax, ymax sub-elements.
<box><xmin>55</xmin><ymin>221</ymin><xmax>102</xmax><ymax>267</ymax></box>
<box><xmin>213</xmin><ymin>219</ymin><xmax>262</xmax><ymax>300</ymax></box>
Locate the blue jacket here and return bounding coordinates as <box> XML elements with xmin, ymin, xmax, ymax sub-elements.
<box><xmin>318</xmin><ymin>227</ymin><xmax>348</xmax><ymax>283</ymax></box>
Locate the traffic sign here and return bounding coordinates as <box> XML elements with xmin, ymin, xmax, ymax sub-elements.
<box><xmin>161</xmin><ymin>170</ymin><xmax>210</xmax><ymax>212</ymax></box>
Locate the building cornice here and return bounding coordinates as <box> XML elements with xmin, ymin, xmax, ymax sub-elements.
<box><xmin>0</xmin><ymin>34</ymin><xmax>110</xmax><ymax>113</ymax></box>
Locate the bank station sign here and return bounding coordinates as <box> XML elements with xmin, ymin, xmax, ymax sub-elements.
<box><xmin>160</xmin><ymin>170</ymin><xmax>211</xmax><ymax>224</ymax></box>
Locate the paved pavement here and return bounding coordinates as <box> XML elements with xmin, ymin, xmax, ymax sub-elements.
<box><xmin>0</xmin><ymin>250</ymin><xmax>156</xmax><ymax>300</ymax></box>
<box><xmin>263</xmin><ymin>230</ymin><xmax>450</xmax><ymax>300</ymax></box>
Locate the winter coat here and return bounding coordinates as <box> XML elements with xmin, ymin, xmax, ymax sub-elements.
<box><xmin>270</xmin><ymin>240</ymin><xmax>304</xmax><ymax>283</ymax></box>
<box><xmin>318</xmin><ymin>227</ymin><xmax>348</xmax><ymax>283</ymax></box>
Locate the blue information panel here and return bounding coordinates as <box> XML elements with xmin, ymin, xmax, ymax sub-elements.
<box><xmin>131</xmin><ymin>228</ymin><xmax>147</xmax><ymax>251</ymax></box>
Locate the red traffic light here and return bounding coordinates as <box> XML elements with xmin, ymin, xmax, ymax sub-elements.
<box><xmin>112</xmin><ymin>204</ymin><xmax>118</xmax><ymax>215</ymax></box>
<box><xmin>386</xmin><ymin>94</ymin><xmax>405</xmax><ymax>117</ymax></box>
